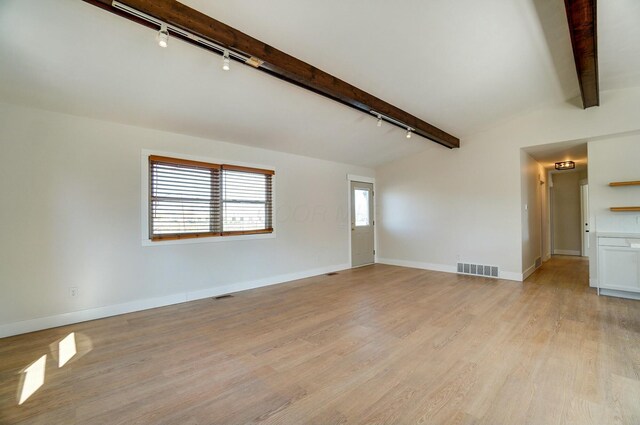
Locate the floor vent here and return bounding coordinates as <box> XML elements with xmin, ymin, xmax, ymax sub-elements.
<box><xmin>535</xmin><ymin>257</ymin><xmax>542</xmax><ymax>268</ymax></box>
<box><xmin>213</xmin><ymin>294</ymin><xmax>233</xmax><ymax>300</ymax></box>
<box><xmin>326</xmin><ymin>272</ymin><xmax>339</xmax><ymax>276</ymax></box>
<box><xmin>457</xmin><ymin>263</ymin><xmax>499</xmax><ymax>278</ymax></box>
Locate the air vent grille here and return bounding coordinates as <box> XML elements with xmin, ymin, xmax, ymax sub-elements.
<box><xmin>457</xmin><ymin>263</ymin><xmax>499</xmax><ymax>278</ymax></box>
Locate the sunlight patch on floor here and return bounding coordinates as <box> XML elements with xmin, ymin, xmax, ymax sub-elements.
<box><xmin>58</xmin><ymin>332</ymin><xmax>77</xmax><ymax>368</ymax></box>
<box><xmin>18</xmin><ymin>355</ymin><xmax>46</xmax><ymax>405</ymax></box>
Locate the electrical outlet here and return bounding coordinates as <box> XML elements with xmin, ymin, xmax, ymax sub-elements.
<box><xmin>69</xmin><ymin>287</ymin><xmax>78</xmax><ymax>297</ymax></box>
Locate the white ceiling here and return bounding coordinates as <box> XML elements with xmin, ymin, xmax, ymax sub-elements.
<box><xmin>599</xmin><ymin>0</ymin><xmax>640</xmax><ymax>91</ymax></box>
<box><xmin>0</xmin><ymin>0</ymin><xmax>638</xmax><ymax>167</ymax></box>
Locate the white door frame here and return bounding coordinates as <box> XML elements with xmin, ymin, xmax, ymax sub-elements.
<box><xmin>548</xmin><ymin>170</ymin><xmax>554</xmax><ymax>258</ymax></box>
<box><xmin>580</xmin><ymin>181</ymin><xmax>589</xmax><ymax>257</ymax></box>
<box><xmin>347</xmin><ymin>174</ymin><xmax>377</xmax><ymax>267</ymax></box>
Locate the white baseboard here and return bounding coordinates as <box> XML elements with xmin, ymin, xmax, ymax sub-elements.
<box><xmin>554</xmin><ymin>249</ymin><xmax>581</xmax><ymax>256</ymax></box>
<box><xmin>500</xmin><ymin>271</ymin><xmax>525</xmax><ymax>282</ymax></box>
<box><xmin>522</xmin><ymin>264</ymin><xmax>538</xmax><ymax>281</ymax></box>
<box><xmin>377</xmin><ymin>258</ymin><xmax>523</xmax><ymax>282</ymax></box>
<box><xmin>0</xmin><ymin>263</ymin><xmax>349</xmax><ymax>338</ymax></box>
<box><xmin>599</xmin><ymin>288</ymin><xmax>640</xmax><ymax>301</ymax></box>
<box><xmin>0</xmin><ymin>293</ymin><xmax>187</xmax><ymax>340</ymax></box>
<box><xmin>376</xmin><ymin>258</ymin><xmax>456</xmax><ymax>274</ymax></box>
<box><xmin>184</xmin><ymin>263</ymin><xmax>349</xmax><ymax>300</ymax></box>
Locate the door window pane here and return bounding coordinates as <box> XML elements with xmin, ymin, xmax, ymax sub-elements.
<box><xmin>354</xmin><ymin>189</ymin><xmax>370</xmax><ymax>226</ymax></box>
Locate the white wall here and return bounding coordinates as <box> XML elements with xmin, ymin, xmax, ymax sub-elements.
<box><xmin>588</xmin><ymin>134</ymin><xmax>640</xmax><ymax>285</ymax></box>
<box><xmin>520</xmin><ymin>151</ymin><xmax>546</xmax><ymax>278</ymax></box>
<box><xmin>0</xmin><ymin>102</ymin><xmax>373</xmax><ymax>336</ymax></box>
<box><xmin>376</xmin><ymin>87</ymin><xmax>640</xmax><ymax>280</ymax></box>
<box><xmin>542</xmin><ymin>170</ymin><xmax>551</xmax><ymax>262</ymax></box>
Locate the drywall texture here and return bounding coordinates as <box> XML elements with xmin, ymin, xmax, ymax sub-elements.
<box><xmin>376</xmin><ymin>87</ymin><xmax>640</xmax><ymax>279</ymax></box>
<box><xmin>588</xmin><ymin>134</ymin><xmax>640</xmax><ymax>284</ymax></box>
<box><xmin>520</xmin><ymin>151</ymin><xmax>546</xmax><ymax>276</ymax></box>
<box><xmin>552</xmin><ymin>171</ymin><xmax>584</xmax><ymax>255</ymax></box>
<box><xmin>0</xmin><ymin>102</ymin><xmax>373</xmax><ymax>329</ymax></box>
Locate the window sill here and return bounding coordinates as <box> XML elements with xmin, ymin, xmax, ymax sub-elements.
<box><xmin>141</xmin><ymin>231</ymin><xmax>276</xmax><ymax>246</ymax></box>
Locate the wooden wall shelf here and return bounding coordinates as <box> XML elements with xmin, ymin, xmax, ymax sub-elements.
<box><xmin>609</xmin><ymin>181</ymin><xmax>640</xmax><ymax>187</ymax></box>
<box><xmin>610</xmin><ymin>207</ymin><xmax>640</xmax><ymax>212</ymax></box>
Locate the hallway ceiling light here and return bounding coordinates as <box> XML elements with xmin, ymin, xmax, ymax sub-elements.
<box><xmin>555</xmin><ymin>161</ymin><xmax>575</xmax><ymax>170</ymax></box>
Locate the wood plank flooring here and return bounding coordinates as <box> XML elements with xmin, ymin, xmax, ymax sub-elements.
<box><xmin>1</xmin><ymin>256</ymin><xmax>639</xmax><ymax>424</ymax></box>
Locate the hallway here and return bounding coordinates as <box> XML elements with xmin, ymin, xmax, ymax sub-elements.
<box><xmin>526</xmin><ymin>255</ymin><xmax>590</xmax><ymax>291</ymax></box>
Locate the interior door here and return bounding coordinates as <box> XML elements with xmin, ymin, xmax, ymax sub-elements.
<box><xmin>351</xmin><ymin>181</ymin><xmax>374</xmax><ymax>267</ymax></box>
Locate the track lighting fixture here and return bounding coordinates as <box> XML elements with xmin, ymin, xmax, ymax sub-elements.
<box><xmin>109</xmin><ymin>1</ymin><xmax>456</xmax><ymax>147</ymax></box>
<box><xmin>222</xmin><ymin>50</ymin><xmax>230</xmax><ymax>71</ymax></box>
<box><xmin>157</xmin><ymin>23</ymin><xmax>168</xmax><ymax>48</ymax></box>
<box><xmin>370</xmin><ymin>110</ymin><xmax>419</xmax><ymax>141</ymax></box>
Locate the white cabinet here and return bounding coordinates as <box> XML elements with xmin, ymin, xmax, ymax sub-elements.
<box><xmin>598</xmin><ymin>234</ymin><xmax>640</xmax><ymax>294</ymax></box>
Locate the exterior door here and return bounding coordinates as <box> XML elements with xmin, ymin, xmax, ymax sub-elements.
<box><xmin>351</xmin><ymin>181</ymin><xmax>374</xmax><ymax>267</ymax></box>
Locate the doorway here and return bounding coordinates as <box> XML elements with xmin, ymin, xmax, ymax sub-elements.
<box><xmin>550</xmin><ymin>170</ymin><xmax>587</xmax><ymax>257</ymax></box>
<box><xmin>350</xmin><ymin>180</ymin><xmax>375</xmax><ymax>267</ymax></box>
<box><xmin>521</xmin><ymin>141</ymin><xmax>589</xmax><ymax>281</ymax></box>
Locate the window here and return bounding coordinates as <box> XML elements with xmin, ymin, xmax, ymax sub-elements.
<box><xmin>354</xmin><ymin>189</ymin><xmax>370</xmax><ymax>226</ymax></box>
<box><xmin>149</xmin><ymin>155</ymin><xmax>274</xmax><ymax>241</ymax></box>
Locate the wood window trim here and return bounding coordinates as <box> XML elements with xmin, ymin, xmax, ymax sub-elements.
<box><xmin>151</xmin><ymin>228</ymin><xmax>275</xmax><ymax>241</ymax></box>
<box><xmin>149</xmin><ymin>155</ymin><xmax>274</xmax><ymax>241</ymax></box>
<box><xmin>222</xmin><ymin>228</ymin><xmax>274</xmax><ymax>237</ymax></box>
<box><xmin>222</xmin><ymin>164</ymin><xmax>275</xmax><ymax>176</ymax></box>
<box><xmin>149</xmin><ymin>155</ymin><xmax>221</xmax><ymax>170</ymax></box>
<box><xmin>151</xmin><ymin>231</ymin><xmax>222</xmax><ymax>242</ymax></box>
<box><xmin>149</xmin><ymin>156</ymin><xmax>275</xmax><ymax>175</ymax></box>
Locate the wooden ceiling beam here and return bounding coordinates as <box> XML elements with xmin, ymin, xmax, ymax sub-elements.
<box><xmin>564</xmin><ymin>0</ymin><xmax>599</xmax><ymax>108</ymax></box>
<box><xmin>82</xmin><ymin>0</ymin><xmax>460</xmax><ymax>148</ymax></box>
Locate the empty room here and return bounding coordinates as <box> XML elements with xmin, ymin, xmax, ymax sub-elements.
<box><xmin>1</xmin><ymin>0</ymin><xmax>640</xmax><ymax>424</ymax></box>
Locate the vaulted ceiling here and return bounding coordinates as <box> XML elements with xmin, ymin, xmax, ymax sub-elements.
<box><xmin>1</xmin><ymin>0</ymin><xmax>639</xmax><ymax>167</ymax></box>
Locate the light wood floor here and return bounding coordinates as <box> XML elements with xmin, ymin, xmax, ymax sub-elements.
<box><xmin>1</xmin><ymin>256</ymin><xmax>639</xmax><ymax>424</ymax></box>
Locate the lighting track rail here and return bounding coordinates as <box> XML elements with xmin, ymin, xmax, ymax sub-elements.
<box><xmin>370</xmin><ymin>110</ymin><xmax>414</xmax><ymax>132</ymax></box>
<box><xmin>112</xmin><ymin>1</ymin><xmax>255</xmax><ymax>65</ymax></box>
<box><xmin>84</xmin><ymin>0</ymin><xmax>459</xmax><ymax>148</ymax></box>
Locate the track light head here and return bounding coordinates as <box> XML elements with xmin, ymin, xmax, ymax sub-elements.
<box><xmin>157</xmin><ymin>23</ymin><xmax>168</xmax><ymax>48</ymax></box>
<box><xmin>406</xmin><ymin>128</ymin><xmax>412</xmax><ymax>139</ymax></box>
<box><xmin>377</xmin><ymin>115</ymin><xmax>382</xmax><ymax>127</ymax></box>
<box><xmin>222</xmin><ymin>50</ymin><xmax>230</xmax><ymax>71</ymax></box>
